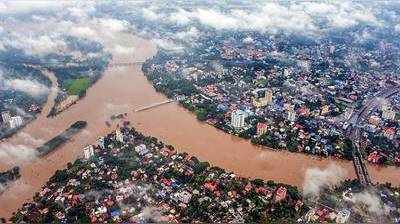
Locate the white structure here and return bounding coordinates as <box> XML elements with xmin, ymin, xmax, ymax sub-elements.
<box><xmin>231</xmin><ymin>110</ymin><xmax>247</xmax><ymax>128</ymax></box>
<box><xmin>135</xmin><ymin>144</ymin><xmax>149</xmax><ymax>156</ymax></box>
<box><xmin>1</xmin><ymin>111</ymin><xmax>11</xmax><ymax>125</ymax></box>
<box><xmin>283</xmin><ymin>68</ymin><xmax>292</xmax><ymax>77</ymax></box>
<box><xmin>344</xmin><ymin>107</ymin><xmax>354</xmax><ymax>120</ymax></box>
<box><xmin>97</xmin><ymin>137</ymin><xmax>105</xmax><ymax>149</ymax></box>
<box><xmin>382</xmin><ymin>105</ymin><xmax>395</xmax><ymax>120</ymax></box>
<box><xmin>9</xmin><ymin>116</ymin><xmax>23</xmax><ymax>129</ymax></box>
<box><xmin>115</xmin><ymin>129</ymin><xmax>124</xmax><ymax>142</ymax></box>
<box><xmin>336</xmin><ymin>209</ymin><xmax>350</xmax><ymax>223</ymax></box>
<box><xmin>83</xmin><ymin>145</ymin><xmax>95</xmax><ymax>159</ymax></box>
<box><xmin>287</xmin><ymin>106</ymin><xmax>296</xmax><ymax>122</ymax></box>
<box><xmin>172</xmin><ymin>190</ymin><xmax>192</xmax><ymax>204</ymax></box>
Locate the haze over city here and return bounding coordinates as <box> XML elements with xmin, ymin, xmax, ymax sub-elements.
<box><xmin>0</xmin><ymin>1</ymin><xmax>400</xmax><ymax>223</ymax></box>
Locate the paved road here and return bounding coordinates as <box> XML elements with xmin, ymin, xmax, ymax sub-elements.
<box><xmin>346</xmin><ymin>85</ymin><xmax>400</xmax><ymax>186</ymax></box>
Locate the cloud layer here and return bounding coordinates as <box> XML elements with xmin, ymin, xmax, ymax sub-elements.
<box><xmin>303</xmin><ymin>163</ymin><xmax>346</xmax><ymax>197</ymax></box>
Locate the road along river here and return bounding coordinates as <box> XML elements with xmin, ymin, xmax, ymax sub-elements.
<box><xmin>1</xmin><ymin>32</ymin><xmax>400</xmax><ymax>218</ymax></box>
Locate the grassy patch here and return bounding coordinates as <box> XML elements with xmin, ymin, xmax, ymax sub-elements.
<box><xmin>65</xmin><ymin>77</ymin><xmax>90</xmax><ymax>96</ymax></box>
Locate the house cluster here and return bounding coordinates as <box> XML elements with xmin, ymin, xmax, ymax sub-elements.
<box><xmin>143</xmin><ymin>31</ymin><xmax>400</xmax><ymax>166</ymax></box>
<box><xmin>305</xmin><ymin>207</ymin><xmax>350</xmax><ymax>223</ymax></box>
<box><xmin>11</xmin><ymin>127</ymin><xmax>305</xmax><ymax>223</ymax></box>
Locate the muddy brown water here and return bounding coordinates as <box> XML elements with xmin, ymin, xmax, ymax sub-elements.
<box><xmin>1</xmin><ymin>34</ymin><xmax>399</xmax><ymax>219</ymax></box>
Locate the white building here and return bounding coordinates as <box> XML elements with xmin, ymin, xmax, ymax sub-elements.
<box><xmin>287</xmin><ymin>106</ymin><xmax>296</xmax><ymax>122</ymax></box>
<box><xmin>172</xmin><ymin>190</ymin><xmax>192</xmax><ymax>204</ymax></box>
<box><xmin>97</xmin><ymin>137</ymin><xmax>105</xmax><ymax>149</ymax></box>
<box><xmin>83</xmin><ymin>145</ymin><xmax>95</xmax><ymax>159</ymax></box>
<box><xmin>382</xmin><ymin>105</ymin><xmax>395</xmax><ymax>120</ymax></box>
<box><xmin>344</xmin><ymin>107</ymin><xmax>354</xmax><ymax>120</ymax></box>
<box><xmin>135</xmin><ymin>144</ymin><xmax>149</xmax><ymax>156</ymax></box>
<box><xmin>336</xmin><ymin>209</ymin><xmax>350</xmax><ymax>223</ymax></box>
<box><xmin>1</xmin><ymin>111</ymin><xmax>11</xmax><ymax>125</ymax></box>
<box><xmin>231</xmin><ymin>110</ymin><xmax>248</xmax><ymax>129</ymax></box>
<box><xmin>9</xmin><ymin>116</ymin><xmax>23</xmax><ymax>129</ymax></box>
<box><xmin>115</xmin><ymin>129</ymin><xmax>124</xmax><ymax>142</ymax></box>
<box><xmin>283</xmin><ymin>68</ymin><xmax>292</xmax><ymax>77</ymax></box>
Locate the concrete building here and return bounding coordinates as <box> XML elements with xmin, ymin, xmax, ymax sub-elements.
<box><xmin>287</xmin><ymin>106</ymin><xmax>296</xmax><ymax>122</ymax></box>
<box><xmin>9</xmin><ymin>116</ymin><xmax>23</xmax><ymax>129</ymax></box>
<box><xmin>231</xmin><ymin>110</ymin><xmax>247</xmax><ymax>128</ymax></box>
<box><xmin>382</xmin><ymin>105</ymin><xmax>396</xmax><ymax>120</ymax></box>
<box><xmin>344</xmin><ymin>106</ymin><xmax>354</xmax><ymax>120</ymax></box>
<box><xmin>252</xmin><ymin>89</ymin><xmax>273</xmax><ymax>108</ymax></box>
<box><xmin>116</xmin><ymin>129</ymin><xmax>124</xmax><ymax>142</ymax></box>
<box><xmin>135</xmin><ymin>144</ymin><xmax>149</xmax><ymax>156</ymax></box>
<box><xmin>97</xmin><ymin>137</ymin><xmax>105</xmax><ymax>149</ymax></box>
<box><xmin>1</xmin><ymin>111</ymin><xmax>11</xmax><ymax>125</ymax></box>
<box><xmin>256</xmin><ymin>122</ymin><xmax>268</xmax><ymax>136</ymax></box>
<box><xmin>283</xmin><ymin>68</ymin><xmax>292</xmax><ymax>77</ymax></box>
<box><xmin>83</xmin><ymin>145</ymin><xmax>95</xmax><ymax>159</ymax></box>
<box><xmin>336</xmin><ymin>209</ymin><xmax>350</xmax><ymax>223</ymax></box>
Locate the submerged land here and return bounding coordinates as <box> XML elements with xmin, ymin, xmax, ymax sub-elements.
<box><xmin>0</xmin><ymin>1</ymin><xmax>400</xmax><ymax>223</ymax></box>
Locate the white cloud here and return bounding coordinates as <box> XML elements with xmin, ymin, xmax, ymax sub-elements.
<box><xmin>113</xmin><ymin>45</ymin><xmax>135</xmax><ymax>56</ymax></box>
<box><xmin>18</xmin><ymin>132</ymin><xmax>44</xmax><ymax>146</ymax></box>
<box><xmin>69</xmin><ymin>25</ymin><xmax>98</xmax><ymax>40</ymax></box>
<box><xmin>152</xmin><ymin>38</ymin><xmax>184</xmax><ymax>52</ymax></box>
<box><xmin>194</xmin><ymin>9</ymin><xmax>238</xmax><ymax>30</ymax></box>
<box><xmin>98</xmin><ymin>18</ymin><xmax>128</xmax><ymax>33</ymax></box>
<box><xmin>351</xmin><ymin>191</ymin><xmax>392</xmax><ymax>215</ymax></box>
<box><xmin>303</xmin><ymin>163</ymin><xmax>346</xmax><ymax>197</ymax></box>
<box><xmin>147</xmin><ymin>1</ymin><xmax>383</xmax><ymax>34</ymax></box>
<box><xmin>394</xmin><ymin>24</ymin><xmax>400</xmax><ymax>32</ymax></box>
<box><xmin>4</xmin><ymin>33</ymin><xmax>67</xmax><ymax>55</ymax></box>
<box><xmin>4</xmin><ymin>78</ymin><xmax>50</xmax><ymax>97</ymax></box>
<box><xmin>168</xmin><ymin>8</ymin><xmax>192</xmax><ymax>25</ymax></box>
<box><xmin>175</xmin><ymin>27</ymin><xmax>200</xmax><ymax>40</ymax></box>
<box><xmin>142</xmin><ymin>8</ymin><xmax>160</xmax><ymax>21</ymax></box>
<box><xmin>301</xmin><ymin>2</ymin><xmax>337</xmax><ymax>15</ymax></box>
<box><xmin>0</xmin><ymin>142</ymin><xmax>38</xmax><ymax>162</ymax></box>
<box><xmin>0</xmin><ymin>0</ymin><xmax>70</xmax><ymax>14</ymax></box>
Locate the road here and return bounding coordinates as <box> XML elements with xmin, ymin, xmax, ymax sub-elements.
<box><xmin>346</xmin><ymin>85</ymin><xmax>400</xmax><ymax>186</ymax></box>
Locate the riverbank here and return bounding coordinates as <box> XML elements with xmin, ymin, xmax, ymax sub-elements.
<box><xmin>1</xmin><ymin>33</ymin><xmax>400</xmax><ymax>219</ymax></box>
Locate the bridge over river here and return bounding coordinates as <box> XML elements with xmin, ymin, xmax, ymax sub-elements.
<box><xmin>134</xmin><ymin>96</ymin><xmax>186</xmax><ymax>112</ymax></box>
<box><xmin>345</xmin><ymin>85</ymin><xmax>400</xmax><ymax>187</ymax></box>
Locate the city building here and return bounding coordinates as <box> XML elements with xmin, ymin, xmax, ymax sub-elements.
<box><xmin>231</xmin><ymin>110</ymin><xmax>247</xmax><ymax>129</ymax></box>
<box><xmin>256</xmin><ymin>122</ymin><xmax>268</xmax><ymax>136</ymax></box>
<box><xmin>135</xmin><ymin>144</ymin><xmax>149</xmax><ymax>156</ymax></box>
<box><xmin>83</xmin><ymin>145</ymin><xmax>95</xmax><ymax>159</ymax></box>
<box><xmin>9</xmin><ymin>116</ymin><xmax>23</xmax><ymax>129</ymax></box>
<box><xmin>287</xmin><ymin>106</ymin><xmax>296</xmax><ymax>122</ymax></box>
<box><xmin>252</xmin><ymin>89</ymin><xmax>273</xmax><ymax>108</ymax></box>
<box><xmin>382</xmin><ymin>105</ymin><xmax>396</xmax><ymax>120</ymax></box>
<box><xmin>321</xmin><ymin>105</ymin><xmax>330</xmax><ymax>115</ymax></box>
<box><xmin>1</xmin><ymin>111</ymin><xmax>11</xmax><ymax>125</ymax></box>
<box><xmin>383</xmin><ymin>127</ymin><xmax>396</xmax><ymax>140</ymax></box>
<box><xmin>336</xmin><ymin>209</ymin><xmax>351</xmax><ymax>223</ymax></box>
<box><xmin>116</xmin><ymin>129</ymin><xmax>124</xmax><ymax>142</ymax></box>
<box><xmin>344</xmin><ymin>107</ymin><xmax>354</xmax><ymax>120</ymax></box>
<box><xmin>369</xmin><ymin>115</ymin><xmax>381</xmax><ymax>126</ymax></box>
<box><xmin>97</xmin><ymin>137</ymin><xmax>105</xmax><ymax>149</ymax></box>
<box><xmin>275</xmin><ymin>186</ymin><xmax>287</xmax><ymax>202</ymax></box>
<box><xmin>283</xmin><ymin>68</ymin><xmax>292</xmax><ymax>77</ymax></box>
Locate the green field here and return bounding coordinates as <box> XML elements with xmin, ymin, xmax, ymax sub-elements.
<box><xmin>65</xmin><ymin>77</ymin><xmax>90</xmax><ymax>96</ymax></box>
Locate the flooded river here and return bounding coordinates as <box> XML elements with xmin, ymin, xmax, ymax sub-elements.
<box><xmin>1</xmin><ymin>33</ymin><xmax>399</xmax><ymax>218</ymax></box>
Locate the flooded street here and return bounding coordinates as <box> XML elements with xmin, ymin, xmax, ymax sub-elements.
<box><xmin>1</xmin><ymin>33</ymin><xmax>400</xmax><ymax>218</ymax></box>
